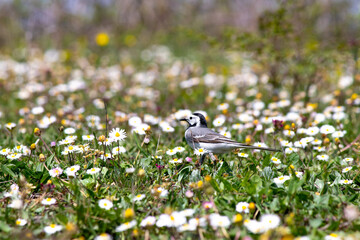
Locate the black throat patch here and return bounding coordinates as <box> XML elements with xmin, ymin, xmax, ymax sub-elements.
<box><xmin>193</xmin><ymin>113</ymin><xmax>208</xmax><ymax>127</ymax></box>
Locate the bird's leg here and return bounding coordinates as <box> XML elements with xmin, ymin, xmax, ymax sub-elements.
<box><xmin>209</xmin><ymin>153</ymin><xmax>216</xmax><ymax>161</ymax></box>
<box><xmin>200</xmin><ymin>154</ymin><xmax>207</xmax><ymax>165</ymax></box>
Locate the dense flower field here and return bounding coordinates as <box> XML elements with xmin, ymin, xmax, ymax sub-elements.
<box><xmin>0</xmin><ymin>46</ymin><xmax>360</xmax><ymax>240</ymax></box>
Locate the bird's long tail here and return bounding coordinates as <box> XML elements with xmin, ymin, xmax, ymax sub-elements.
<box><xmin>236</xmin><ymin>144</ymin><xmax>281</xmax><ymax>152</ymax></box>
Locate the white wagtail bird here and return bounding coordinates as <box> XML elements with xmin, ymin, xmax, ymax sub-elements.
<box><xmin>180</xmin><ymin>113</ymin><xmax>280</xmax><ymax>165</ymax></box>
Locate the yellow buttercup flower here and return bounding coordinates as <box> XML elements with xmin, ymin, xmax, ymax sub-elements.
<box><xmin>95</xmin><ymin>32</ymin><xmax>109</xmax><ymax>46</ymax></box>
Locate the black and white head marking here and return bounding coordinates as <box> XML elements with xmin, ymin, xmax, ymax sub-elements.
<box><xmin>191</xmin><ymin>113</ymin><xmax>208</xmax><ymax>127</ymax></box>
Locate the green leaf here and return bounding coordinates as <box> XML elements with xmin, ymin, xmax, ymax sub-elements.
<box><xmin>1</xmin><ymin>165</ymin><xmax>16</xmax><ymax>178</ymax></box>
<box><xmin>0</xmin><ymin>221</ymin><xmax>12</xmax><ymax>232</ymax></box>
<box><xmin>216</xmin><ymin>161</ymin><xmax>232</xmax><ymax>177</ymax></box>
<box><xmin>210</xmin><ymin>179</ymin><xmax>221</xmax><ymax>192</ymax></box>
<box><xmin>35</xmin><ymin>162</ymin><xmax>44</xmax><ymax>173</ymax></box>
<box><xmin>310</xmin><ymin>218</ymin><xmax>322</xmax><ymax>228</ymax></box>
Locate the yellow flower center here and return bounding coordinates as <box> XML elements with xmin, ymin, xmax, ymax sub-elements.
<box><xmin>199</xmin><ymin>149</ymin><xmax>203</xmax><ymax>152</ymax></box>
<box><xmin>16</xmin><ymin>220</ymin><xmax>21</xmax><ymax>225</ymax></box>
<box><xmin>137</xmin><ymin>194</ymin><xmax>142</xmax><ymax>198</ymax></box>
<box><xmin>71</xmin><ymin>167</ymin><xmax>75</xmax><ymax>171</ymax></box>
<box><xmin>170</xmin><ymin>216</ymin><xmax>175</xmax><ymax>221</ymax></box>
<box><xmin>242</xmin><ymin>206</ymin><xmax>247</xmax><ymax>210</ymax></box>
<box><xmin>50</xmin><ymin>224</ymin><xmax>56</xmax><ymax>228</ymax></box>
<box><xmin>115</xmin><ymin>132</ymin><xmax>120</xmax><ymax>137</ymax></box>
<box><xmin>279</xmin><ymin>177</ymin><xmax>284</xmax><ymax>180</ymax></box>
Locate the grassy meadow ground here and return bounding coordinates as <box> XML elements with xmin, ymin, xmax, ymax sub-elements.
<box><xmin>0</xmin><ymin>44</ymin><xmax>360</xmax><ymax>240</ymax></box>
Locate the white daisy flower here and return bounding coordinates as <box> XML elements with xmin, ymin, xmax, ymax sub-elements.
<box><xmin>112</xmin><ymin>146</ymin><xmax>126</xmax><ymax>155</ymax></box>
<box><xmin>82</xmin><ymin>134</ymin><xmax>95</xmax><ymax>141</ymax></box>
<box><xmin>156</xmin><ymin>212</ymin><xmax>186</xmax><ymax>228</ymax></box>
<box><xmin>311</xmin><ymin>139</ymin><xmax>322</xmax><ymax>145</ymax></box>
<box><xmin>64</xmin><ymin>127</ymin><xmax>76</xmax><ymax>134</ymax></box>
<box><xmin>140</xmin><ymin>216</ymin><xmax>156</xmax><ymax>227</ymax></box>
<box><xmin>332</xmin><ymin>131</ymin><xmax>346</xmax><ymax>138</ymax></box>
<box><xmin>252</xmin><ymin>142</ymin><xmax>269</xmax><ymax>152</ymax></box>
<box><xmin>98</xmin><ymin>199</ymin><xmax>113</xmax><ymax>210</ymax></box>
<box><xmin>194</xmin><ymin>148</ymin><xmax>208</xmax><ymax>155</ymax></box>
<box><xmin>313</xmin><ymin>146</ymin><xmax>325</xmax><ymax>152</ymax></box>
<box><xmin>44</xmin><ymin>224</ymin><xmax>63</xmax><ymax>235</ymax></box>
<box><xmin>271</xmin><ymin>157</ymin><xmax>281</xmax><ymax>164</ymax></box>
<box><xmin>174</xmin><ymin>146</ymin><xmax>185</xmax><ymax>153</ymax></box>
<box><xmin>238</xmin><ymin>152</ymin><xmax>249</xmax><ymax>158</ymax></box>
<box><xmin>49</xmin><ymin>167</ymin><xmax>63</xmax><ymax>177</ymax></box>
<box><xmin>133</xmin><ymin>194</ymin><xmax>145</xmax><ymax>202</ymax></box>
<box><xmin>65</xmin><ymin>165</ymin><xmax>80</xmax><ymax>177</ymax></box>
<box><xmin>109</xmin><ymin>128</ymin><xmax>127</xmax><ymax>142</ymax></box>
<box><xmin>169</xmin><ymin>158</ymin><xmax>183</xmax><ymax>164</ymax></box>
<box><xmin>343</xmin><ymin>157</ymin><xmax>353</xmax><ymax>163</ymax></box>
<box><xmin>15</xmin><ymin>218</ymin><xmax>27</xmax><ymax>226</ymax></box>
<box><xmin>213</xmin><ymin>115</ymin><xmax>226</xmax><ymax>127</ymax></box>
<box><xmin>306</xmin><ymin>127</ymin><xmax>320</xmax><ymax>136</ymax></box>
<box><xmin>339</xmin><ymin>179</ymin><xmax>353</xmax><ymax>185</ymax></box>
<box><xmin>41</xmin><ymin>198</ymin><xmax>56</xmax><ymax>205</ymax></box>
<box><xmin>94</xmin><ymin>233</ymin><xmax>112</xmax><ymax>240</ymax></box>
<box><xmin>285</xmin><ymin>147</ymin><xmax>298</xmax><ymax>154</ymax></box>
<box><xmin>325</xmin><ymin>233</ymin><xmax>341</xmax><ymax>240</ymax></box>
<box><xmin>8</xmin><ymin>199</ymin><xmax>23</xmax><ymax>209</ymax></box>
<box><xmin>273</xmin><ymin>175</ymin><xmax>291</xmax><ymax>185</ymax></box>
<box><xmin>166</xmin><ymin>148</ymin><xmax>177</xmax><ymax>156</ymax></box>
<box><xmin>209</xmin><ymin>213</ymin><xmax>231</xmax><ymax>229</ymax></box>
<box><xmin>86</xmin><ymin>168</ymin><xmax>101</xmax><ymax>174</ymax></box>
<box><xmin>115</xmin><ymin>220</ymin><xmax>137</xmax><ymax>232</ymax></box>
<box><xmin>260</xmin><ymin>214</ymin><xmax>281</xmax><ymax>230</ymax></box>
<box><xmin>316</xmin><ymin>154</ymin><xmax>329</xmax><ymax>161</ymax></box>
<box><xmin>0</xmin><ymin>148</ymin><xmax>10</xmax><ymax>155</ymax></box>
<box><xmin>320</xmin><ymin>125</ymin><xmax>335</xmax><ymax>134</ymax></box>
<box><xmin>283</xmin><ymin>130</ymin><xmax>295</xmax><ymax>137</ymax></box>
<box><xmin>236</xmin><ymin>202</ymin><xmax>249</xmax><ymax>213</ymax></box>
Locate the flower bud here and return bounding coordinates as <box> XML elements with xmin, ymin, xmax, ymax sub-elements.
<box><xmin>138</xmin><ymin>169</ymin><xmax>145</xmax><ymax>177</ymax></box>
<box><xmin>245</xmin><ymin>136</ymin><xmax>251</xmax><ymax>144</ymax></box>
<box><xmin>124</xmin><ymin>208</ymin><xmax>135</xmax><ymax>219</ymax></box>
<box><xmin>34</xmin><ymin>128</ymin><xmax>41</xmax><ymax>136</ymax></box>
<box><xmin>98</xmin><ymin>135</ymin><xmax>106</xmax><ymax>142</ymax></box>
<box><xmin>30</xmin><ymin>143</ymin><xmax>36</xmax><ymax>150</ymax></box>
<box><xmin>39</xmin><ymin>154</ymin><xmax>46</xmax><ymax>162</ymax></box>
<box><xmin>249</xmin><ymin>202</ymin><xmax>256</xmax><ymax>211</ymax></box>
<box><xmin>233</xmin><ymin>214</ymin><xmax>243</xmax><ymax>224</ymax></box>
<box><xmin>204</xmin><ymin>175</ymin><xmax>212</xmax><ymax>182</ymax></box>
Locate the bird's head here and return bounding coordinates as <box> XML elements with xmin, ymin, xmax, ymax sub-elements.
<box><xmin>179</xmin><ymin>112</ymin><xmax>207</xmax><ymax>128</ymax></box>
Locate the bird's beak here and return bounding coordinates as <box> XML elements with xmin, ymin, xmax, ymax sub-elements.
<box><xmin>179</xmin><ymin>118</ymin><xmax>188</xmax><ymax>123</ymax></box>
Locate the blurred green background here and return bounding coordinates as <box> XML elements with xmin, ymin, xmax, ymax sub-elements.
<box><xmin>1</xmin><ymin>0</ymin><xmax>360</xmax><ymax>98</ymax></box>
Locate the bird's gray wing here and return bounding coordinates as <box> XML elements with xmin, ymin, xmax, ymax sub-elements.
<box><xmin>188</xmin><ymin>127</ymin><xmax>280</xmax><ymax>152</ymax></box>
<box><xmin>188</xmin><ymin>127</ymin><xmax>240</xmax><ymax>144</ymax></box>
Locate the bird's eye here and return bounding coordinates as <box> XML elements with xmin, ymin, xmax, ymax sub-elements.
<box><xmin>190</xmin><ymin>117</ymin><xmax>193</xmax><ymax>120</ymax></box>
